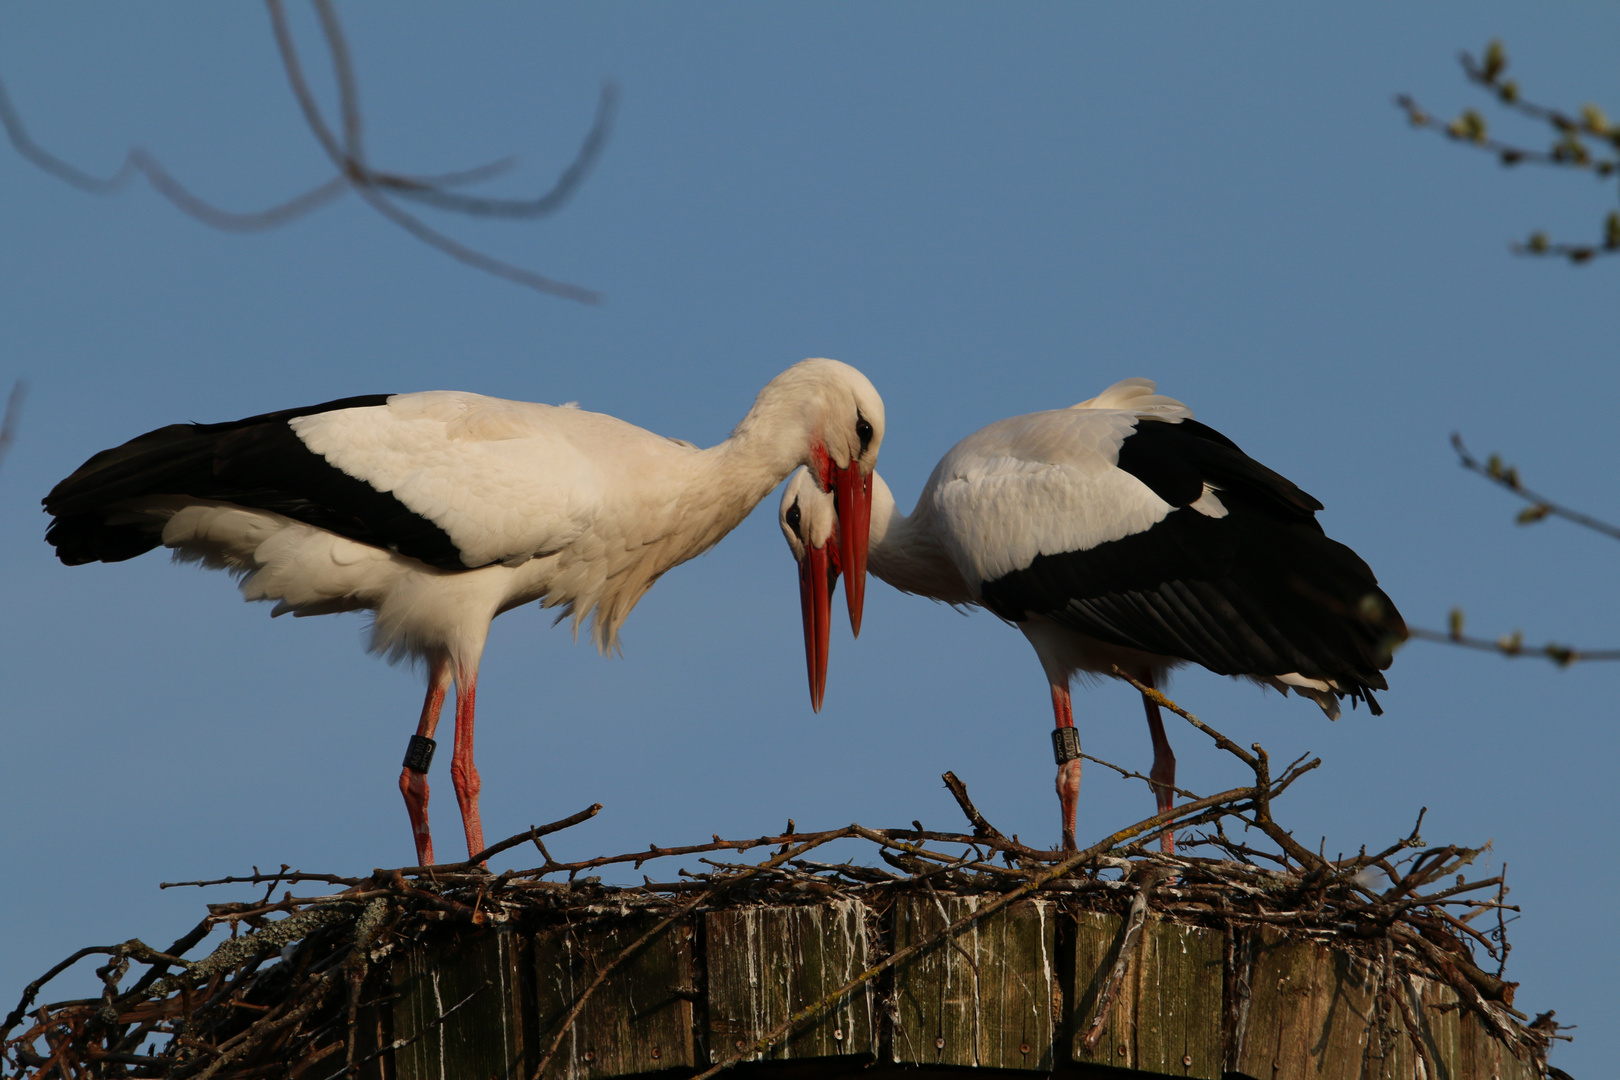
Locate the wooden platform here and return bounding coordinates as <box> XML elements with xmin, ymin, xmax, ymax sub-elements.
<box><xmin>378</xmin><ymin>896</ymin><xmax>1535</xmax><ymax>1080</ymax></box>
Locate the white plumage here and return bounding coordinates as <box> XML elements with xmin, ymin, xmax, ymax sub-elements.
<box><xmin>47</xmin><ymin>359</ymin><xmax>885</xmax><ymax>865</ymax></box>
<box><xmin>780</xmin><ymin>378</ymin><xmax>1405</xmax><ymax>851</ymax></box>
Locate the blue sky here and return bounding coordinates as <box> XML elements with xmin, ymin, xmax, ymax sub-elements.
<box><xmin>3</xmin><ymin>5</ymin><xmax>1616</xmax><ymax>1072</ymax></box>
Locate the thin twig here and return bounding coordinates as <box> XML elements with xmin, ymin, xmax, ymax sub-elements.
<box><xmin>1452</xmin><ymin>434</ymin><xmax>1620</xmax><ymax>542</ymax></box>
<box><xmin>529</xmin><ymin>827</ymin><xmax>857</xmax><ymax>1080</ymax></box>
<box><xmin>1081</xmin><ymin>867</ymin><xmax>1163</xmax><ymax>1051</ymax></box>
<box><xmin>0</xmin><ymin>380</ymin><xmax>24</xmax><ymax>473</ymax></box>
<box><xmin>1408</xmin><ymin>626</ymin><xmax>1620</xmax><ymax>665</ymax></box>
<box><xmin>316</xmin><ymin>984</ymin><xmax>485</xmax><ymax>1080</ymax></box>
<box><xmin>3</xmin><ymin>5</ymin><xmax>613</xmax><ymax>299</ymax></box>
<box><xmin>387</xmin><ymin>802</ymin><xmax>603</xmax><ymax>874</ymax></box>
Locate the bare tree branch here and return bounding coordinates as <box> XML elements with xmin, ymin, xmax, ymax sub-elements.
<box><xmin>3</xmin><ymin>4</ymin><xmax>614</xmax><ymax>298</ymax></box>
<box><xmin>0</xmin><ymin>381</ymin><xmax>24</xmax><ymax>473</ymax></box>
<box><xmin>388</xmin><ymin>85</ymin><xmax>619</xmax><ymax>219</ymax></box>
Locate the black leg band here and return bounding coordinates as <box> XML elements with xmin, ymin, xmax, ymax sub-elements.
<box><xmin>403</xmin><ymin>735</ymin><xmax>437</xmax><ymax>774</ymax></box>
<box><xmin>1051</xmin><ymin>727</ymin><xmax>1081</xmax><ymax>765</ymax></box>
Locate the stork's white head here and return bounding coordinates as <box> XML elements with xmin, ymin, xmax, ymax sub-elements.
<box><xmin>779</xmin><ymin>468</ymin><xmax>843</xmax><ymax>711</ymax></box>
<box><xmin>750</xmin><ymin>359</ymin><xmax>884</xmax><ymax>637</ymax></box>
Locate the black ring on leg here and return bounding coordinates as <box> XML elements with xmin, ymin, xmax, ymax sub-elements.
<box><xmin>1051</xmin><ymin>726</ymin><xmax>1081</xmax><ymax>765</ymax></box>
<box><xmin>403</xmin><ymin>734</ymin><xmax>437</xmax><ymax>773</ymax></box>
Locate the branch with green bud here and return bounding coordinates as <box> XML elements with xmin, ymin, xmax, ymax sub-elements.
<box><xmin>1408</xmin><ymin>436</ymin><xmax>1620</xmax><ymax>667</ymax></box>
<box><xmin>1397</xmin><ymin>40</ymin><xmax>1620</xmax><ymax>264</ymax></box>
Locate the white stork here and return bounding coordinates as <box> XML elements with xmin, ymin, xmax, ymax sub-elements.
<box><xmin>779</xmin><ymin>378</ymin><xmax>1405</xmax><ymax>852</ymax></box>
<box><xmin>44</xmin><ymin>358</ymin><xmax>884</xmax><ymax>865</ymax></box>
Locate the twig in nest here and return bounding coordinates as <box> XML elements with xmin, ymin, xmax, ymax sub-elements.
<box><xmin>689</xmin><ymin>784</ymin><xmax>1263</xmax><ymax>1080</ymax></box>
<box><xmin>1081</xmin><ymin>866</ymin><xmax>1166</xmax><ymax>1051</ymax></box>
<box><xmin>529</xmin><ymin>827</ymin><xmax>857</xmax><ymax>1080</ymax></box>
<box><xmin>1109</xmin><ymin>665</ymin><xmax>1325</xmax><ymax>870</ymax></box>
<box><xmin>941</xmin><ymin>771</ymin><xmax>1009</xmax><ymax>843</ymax></box>
<box><xmin>387</xmin><ymin>802</ymin><xmax>603</xmax><ymax>874</ymax></box>
<box><xmin>318</xmin><ymin>983</ymin><xmax>485</xmax><ymax>1080</ymax></box>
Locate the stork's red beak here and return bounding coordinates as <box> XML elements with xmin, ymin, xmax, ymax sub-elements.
<box><xmin>797</xmin><ymin>538</ymin><xmax>840</xmax><ymax>712</ymax></box>
<box><xmin>830</xmin><ymin>462</ymin><xmax>872</xmax><ymax>637</ymax></box>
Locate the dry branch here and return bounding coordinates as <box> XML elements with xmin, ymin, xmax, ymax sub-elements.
<box><xmin>1</xmin><ymin>4</ymin><xmax>614</xmax><ymax>300</ymax></box>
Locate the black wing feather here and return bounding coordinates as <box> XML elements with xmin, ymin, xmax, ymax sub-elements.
<box><xmin>43</xmin><ymin>395</ymin><xmax>469</xmax><ymax>571</ymax></box>
<box><xmin>980</xmin><ymin>419</ymin><xmax>1406</xmax><ymax>702</ymax></box>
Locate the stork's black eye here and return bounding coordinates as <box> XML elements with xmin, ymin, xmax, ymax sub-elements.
<box><xmin>786</xmin><ymin>501</ymin><xmax>802</xmax><ymax>534</ymax></box>
<box><xmin>855</xmin><ymin>413</ymin><xmax>874</xmax><ymax>453</ymax></box>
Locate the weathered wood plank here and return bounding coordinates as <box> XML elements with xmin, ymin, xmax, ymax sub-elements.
<box><xmin>1134</xmin><ymin>917</ymin><xmax>1224</xmax><ymax>1078</ymax></box>
<box><xmin>1405</xmin><ymin>975</ymin><xmax>1537</xmax><ymax>1080</ymax></box>
<box><xmin>1070</xmin><ymin>911</ymin><xmax>1223</xmax><ymax>1078</ymax></box>
<box><xmin>890</xmin><ymin>895</ymin><xmax>1055</xmax><ymax>1070</ymax></box>
<box><xmin>392</xmin><ymin>926</ymin><xmax>527</xmax><ymax>1080</ymax></box>
<box><xmin>705</xmin><ymin>900</ymin><xmax>874</xmax><ymax>1063</ymax></box>
<box><xmin>532</xmin><ymin>917</ymin><xmax>696</xmax><ymax>1080</ymax></box>
<box><xmin>1231</xmin><ymin>928</ymin><xmax>1536</xmax><ymax>1080</ymax></box>
<box><xmin>382</xmin><ymin>900</ymin><xmax>1538</xmax><ymax>1080</ymax></box>
<box><xmin>1235</xmin><ymin>927</ymin><xmax>1382</xmax><ymax>1080</ymax></box>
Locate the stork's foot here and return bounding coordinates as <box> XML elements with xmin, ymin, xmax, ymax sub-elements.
<box><xmin>1061</xmin><ymin>826</ymin><xmax>1078</xmax><ymax>853</ymax></box>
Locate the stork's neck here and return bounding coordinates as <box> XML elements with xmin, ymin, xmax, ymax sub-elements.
<box><xmin>661</xmin><ymin>380</ymin><xmax>830</xmax><ymax>563</ymax></box>
<box><xmin>571</xmin><ymin>388</ymin><xmax>829</xmax><ymax>655</ymax></box>
<box><xmin>866</xmin><ymin>474</ymin><xmax>975</xmax><ymax>606</ymax></box>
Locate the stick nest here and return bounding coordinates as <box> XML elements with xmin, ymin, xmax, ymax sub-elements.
<box><xmin>3</xmin><ymin>679</ymin><xmax>1570</xmax><ymax>1079</ymax></box>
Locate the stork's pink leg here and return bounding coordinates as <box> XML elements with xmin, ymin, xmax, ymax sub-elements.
<box><xmin>399</xmin><ymin>655</ymin><xmax>452</xmax><ymax>866</ymax></box>
<box><xmin>449</xmin><ymin>667</ymin><xmax>486</xmax><ymax>863</ymax></box>
<box><xmin>1139</xmin><ymin>669</ymin><xmax>1177</xmax><ymax>854</ymax></box>
<box><xmin>1050</xmin><ymin>682</ymin><xmax>1082</xmax><ymax>852</ymax></box>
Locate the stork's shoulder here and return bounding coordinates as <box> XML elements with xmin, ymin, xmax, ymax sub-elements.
<box><xmin>929</xmin><ymin>407</ymin><xmax>1145</xmax><ymax>486</ymax></box>
<box><xmin>920</xmin><ymin>409</ymin><xmax>1175</xmax><ymax>587</ymax></box>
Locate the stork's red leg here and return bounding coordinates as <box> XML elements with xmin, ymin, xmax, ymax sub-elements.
<box><xmin>1139</xmin><ymin>669</ymin><xmax>1177</xmax><ymax>854</ymax></box>
<box><xmin>450</xmin><ymin>667</ymin><xmax>486</xmax><ymax>863</ymax></box>
<box><xmin>399</xmin><ymin>655</ymin><xmax>452</xmax><ymax>866</ymax></box>
<box><xmin>1050</xmin><ymin>682</ymin><xmax>1082</xmax><ymax>852</ymax></box>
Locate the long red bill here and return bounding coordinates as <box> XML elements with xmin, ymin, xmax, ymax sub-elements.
<box><xmin>798</xmin><ymin>540</ymin><xmax>834</xmax><ymax>711</ymax></box>
<box><xmin>832</xmin><ymin>462</ymin><xmax>872</xmax><ymax>637</ymax></box>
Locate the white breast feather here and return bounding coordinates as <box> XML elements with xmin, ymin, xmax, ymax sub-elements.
<box><xmin>924</xmin><ymin>408</ymin><xmax>1174</xmax><ymax>587</ymax></box>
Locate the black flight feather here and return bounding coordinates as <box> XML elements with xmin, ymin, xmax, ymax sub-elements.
<box><xmin>44</xmin><ymin>395</ymin><xmax>469</xmax><ymax>571</ymax></box>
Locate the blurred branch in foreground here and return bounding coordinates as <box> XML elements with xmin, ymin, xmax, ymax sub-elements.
<box><xmin>1411</xmin><ymin>434</ymin><xmax>1620</xmax><ymax>666</ymax></box>
<box><xmin>1411</xmin><ymin>618</ymin><xmax>1620</xmax><ymax>668</ymax></box>
<box><xmin>0</xmin><ymin>0</ymin><xmax>616</xmax><ymax>302</ymax></box>
<box><xmin>0</xmin><ymin>381</ymin><xmax>24</xmax><ymax>474</ymax></box>
<box><xmin>1397</xmin><ymin>40</ymin><xmax>1620</xmax><ymax>264</ymax></box>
